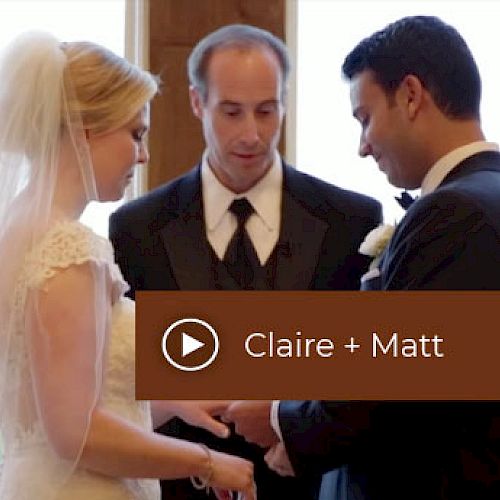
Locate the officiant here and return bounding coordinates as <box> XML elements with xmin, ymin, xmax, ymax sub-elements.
<box><xmin>110</xmin><ymin>23</ymin><xmax>381</xmax><ymax>500</ymax></box>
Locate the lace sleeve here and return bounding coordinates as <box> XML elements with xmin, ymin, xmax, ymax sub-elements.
<box><xmin>23</xmin><ymin>221</ymin><xmax>128</xmax><ymax>298</ymax></box>
<box><xmin>19</xmin><ymin>221</ymin><xmax>122</xmax><ymax>464</ymax></box>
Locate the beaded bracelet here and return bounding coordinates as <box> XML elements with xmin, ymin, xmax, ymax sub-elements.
<box><xmin>190</xmin><ymin>444</ymin><xmax>214</xmax><ymax>494</ymax></box>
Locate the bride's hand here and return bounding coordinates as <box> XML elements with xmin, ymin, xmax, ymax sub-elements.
<box><xmin>210</xmin><ymin>450</ymin><xmax>256</xmax><ymax>500</ymax></box>
<box><xmin>169</xmin><ymin>400</ymin><xmax>231</xmax><ymax>438</ymax></box>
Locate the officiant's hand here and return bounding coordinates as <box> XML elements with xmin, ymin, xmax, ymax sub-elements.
<box><xmin>223</xmin><ymin>400</ymin><xmax>278</xmax><ymax>447</ymax></box>
<box><xmin>151</xmin><ymin>400</ymin><xmax>231</xmax><ymax>438</ymax></box>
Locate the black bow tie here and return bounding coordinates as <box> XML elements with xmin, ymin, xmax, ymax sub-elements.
<box><xmin>395</xmin><ymin>191</ymin><xmax>416</xmax><ymax>210</ymax></box>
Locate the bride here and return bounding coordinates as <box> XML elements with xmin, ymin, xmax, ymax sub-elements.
<box><xmin>0</xmin><ymin>32</ymin><xmax>255</xmax><ymax>500</ymax></box>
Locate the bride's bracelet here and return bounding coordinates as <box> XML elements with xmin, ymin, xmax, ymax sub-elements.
<box><xmin>190</xmin><ymin>444</ymin><xmax>214</xmax><ymax>494</ymax></box>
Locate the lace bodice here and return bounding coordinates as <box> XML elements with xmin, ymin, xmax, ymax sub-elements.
<box><xmin>0</xmin><ymin>221</ymin><xmax>160</xmax><ymax>500</ymax></box>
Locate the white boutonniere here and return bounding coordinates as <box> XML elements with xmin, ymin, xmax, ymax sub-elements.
<box><xmin>359</xmin><ymin>224</ymin><xmax>395</xmax><ymax>281</ymax></box>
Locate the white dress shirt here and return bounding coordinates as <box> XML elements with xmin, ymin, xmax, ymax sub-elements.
<box><xmin>421</xmin><ymin>141</ymin><xmax>499</xmax><ymax>195</ymax></box>
<box><xmin>201</xmin><ymin>150</ymin><xmax>282</xmax><ymax>265</ymax></box>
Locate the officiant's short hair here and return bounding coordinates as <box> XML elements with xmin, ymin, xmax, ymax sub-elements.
<box><xmin>188</xmin><ymin>24</ymin><xmax>290</xmax><ymax>102</ymax></box>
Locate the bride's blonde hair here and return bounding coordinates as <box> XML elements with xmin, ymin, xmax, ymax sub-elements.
<box><xmin>62</xmin><ymin>41</ymin><xmax>158</xmax><ymax>134</ymax></box>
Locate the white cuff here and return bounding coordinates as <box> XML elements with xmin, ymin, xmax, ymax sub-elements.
<box><xmin>270</xmin><ymin>400</ymin><xmax>283</xmax><ymax>441</ymax></box>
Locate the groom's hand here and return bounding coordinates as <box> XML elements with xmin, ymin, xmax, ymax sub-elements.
<box><xmin>265</xmin><ymin>442</ymin><xmax>295</xmax><ymax>477</ymax></box>
<box><xmin>223</xmin><ymin>400</ymin><xmax>278</xmax><ymax>448</ymax></box>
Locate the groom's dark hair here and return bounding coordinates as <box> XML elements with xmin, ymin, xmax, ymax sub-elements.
<box><xmin>342</xmin><ymin>15</ymin><xmax>481</xmax><ymax>120</ymax></box>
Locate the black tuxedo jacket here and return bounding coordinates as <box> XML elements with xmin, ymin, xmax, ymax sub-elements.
<box><xmin>109</xmin><ymin>161</ymin><xmax>381</xmax><ymax>293</ymax></box>
<box><xmin>382</xmin><ymin>150</ymin><xmax>500</xmax><ymax>290</ymax></box>
<box><xmin>279</xmin><ymin>151</ymin><xmax>500</xmax><ymax>499</ymax></box>
<box><xmin>109</xmin><ymin>160</ymin><xmax>381</xmax><ymax>500</ymax></box>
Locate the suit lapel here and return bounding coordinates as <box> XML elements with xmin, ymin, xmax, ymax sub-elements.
<box><xmin>274</xmin><ymin>164</ymin><xmax>328</xmax><ymax>289</ymax></box>
<box><xmin>159</xmin><ymin>166</ymin><xmax>214</xmax><ymax>289</ymax></box>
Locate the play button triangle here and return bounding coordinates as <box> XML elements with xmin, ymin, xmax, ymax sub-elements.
<box><xmin>182</xmin><ymin>332</ymin><xmax>204</xmax><ymax>357</ymax></box>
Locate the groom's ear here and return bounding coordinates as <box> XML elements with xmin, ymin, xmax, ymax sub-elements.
<box><xmin>397</xmin><ymin>74</ymin><xmax>424</xmax><ymax>120</ymax></box>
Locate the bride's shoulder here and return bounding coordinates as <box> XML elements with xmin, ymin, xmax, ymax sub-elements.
<box><xmin>24</xmin><ymin>220</ymin><xmax>116</xmax><ymax>288</ymax></box>
<box><xmin>37</xmin><ymin>219</ymin><xmax>110</xmax><ymax>260</ymax></box>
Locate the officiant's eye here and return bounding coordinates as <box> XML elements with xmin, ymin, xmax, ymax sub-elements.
<box><xmin>256</xmin><ymin>101</ymin><xmax>278</xmax><ymax>118</ymax></box>
<box><xmin>220</xmin><ymin>103</ymin><xmax>242</xmax><ymax>118</ymax></box>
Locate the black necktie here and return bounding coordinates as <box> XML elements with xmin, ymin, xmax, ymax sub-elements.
<box><xmin>224</xmin><ymin>198</ymin><xmax>259</xmax><ymax>289</ymax></box>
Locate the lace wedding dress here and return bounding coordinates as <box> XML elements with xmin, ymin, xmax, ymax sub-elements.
<box><xmin>0</xmin><ymin>221</ymin><xmax>160</xmax><ymax>500</ymax></box>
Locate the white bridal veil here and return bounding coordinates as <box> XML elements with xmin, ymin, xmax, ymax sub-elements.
<box><xmin>0</xmin><ymin>32</ymin><xmax>107</xmax><ymax>496</ymax></box>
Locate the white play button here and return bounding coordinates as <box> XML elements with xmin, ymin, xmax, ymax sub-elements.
<box><xmin>162</xmin><ymin>318</ymin><xmax>219</xmax><ymax>372</ymax></box>
<box><xmin>182</xmin><ymin>332</ymin><xmax>204</xmax><ymax>357</ymax></box>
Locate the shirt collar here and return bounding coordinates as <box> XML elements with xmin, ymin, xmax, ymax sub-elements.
<box><xmin>421</xmin><ymin>141</ymin><xmax>499</xmax><ymax>195</ymax></box>
<box><xmin>201</xmin><ymin>150</ymin><xmax>282</xmax><ymax>231</ymax></box>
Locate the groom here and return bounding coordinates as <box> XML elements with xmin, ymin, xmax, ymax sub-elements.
<box><xmin>225</xmin><ymin>16</ymin><xmax>500</xmax><ymax>499</ymax></box>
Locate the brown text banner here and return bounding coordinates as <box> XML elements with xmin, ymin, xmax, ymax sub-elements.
<box><xmin>136</xmin><ymin>291</ymin><xmax>499</xmax><ymax>399</ymax></box>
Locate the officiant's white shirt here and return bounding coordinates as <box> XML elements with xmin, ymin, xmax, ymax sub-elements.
<box><xmin>201</xmin><ymin>150</ymin><xmax>282</xmax><ymax>265</ymax></box>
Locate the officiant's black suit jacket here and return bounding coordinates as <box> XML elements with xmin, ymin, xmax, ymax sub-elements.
<box><xmin>279</xmin><ymin>151</ymin><xmax>500</xmax><ymax>500</ymax></box>
<box><xmin>109</xmin><ymin>160</ymin><xmax>381</xmax><ymax>500</ymax></box>
<box><xmin>110</xmin><ymin>161</ymin><xmax>381</xmax><ymax>293</ymax></box>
